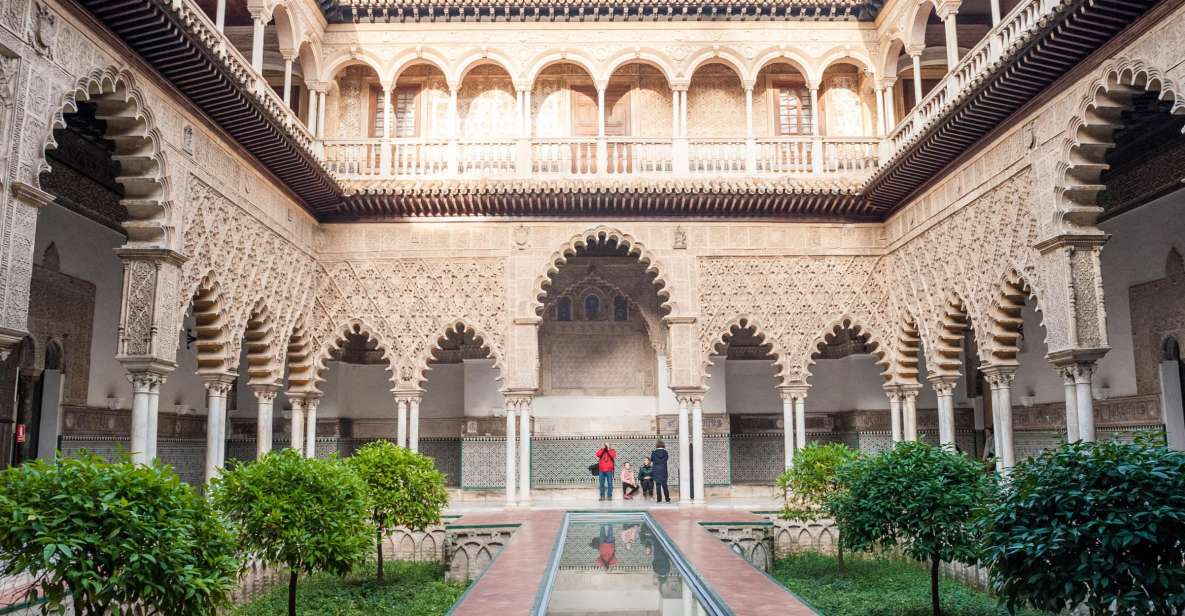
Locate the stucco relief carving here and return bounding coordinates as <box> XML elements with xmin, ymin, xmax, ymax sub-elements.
<box><xmin>181</xmin><ymin>176</ymin><xmax>318</xmax><ymax>379</ymax></box>
<box><xmin>307</xmin><ymin>256</ymin><xmax>507</xmax><ymax>390</ymax></box>
<box><xmin>121</xmin><ymin>260</ymin><xmax>157</xmax><ymax>356</ymax></box>
<box><xmin>29</xmin><ymin>2</ymin><xmax>57</xmax><ymax>59</ymax></box>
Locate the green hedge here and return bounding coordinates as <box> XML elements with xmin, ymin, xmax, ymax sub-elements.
<box><xmin>231</xmin><ymin>561</ymin><xmax>466</xmax><ymax>616</ymax></box>
<box><xmin>771</xmin><ymin>552</ymin><xmax>1052</xmax><ymax>616</ymax></box>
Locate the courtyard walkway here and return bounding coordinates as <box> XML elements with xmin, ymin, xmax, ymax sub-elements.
<box><xmin>446</xmin><ymin>502</ymin><xmax>814</xmax><ymax>616</ymax></box>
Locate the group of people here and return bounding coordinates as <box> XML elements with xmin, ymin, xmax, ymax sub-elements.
<box><xmin>594</xmin><ymin>440</ymin><xmax>671</xmax><ymax>502</ymax></box>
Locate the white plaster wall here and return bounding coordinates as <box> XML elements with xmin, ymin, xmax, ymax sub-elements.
<box><xmin>702</xmin><ymin>357</ymin><xmax>727</xmax><ymax>413</ymax></box>
<box><xmin>316</xmin><ymin>362</ymin><xmax>394</xmax><ymax>418</ymax></box>
<box><xmin>1095</xmin><ymin>189</ymin><xmax>1185</xmax><ymax>399</ymax></box>
<box><xmin>723</xmin><ymin>359</ymin><xmax>780</xmax><ymax>413</ymax></box>
<box><xmin>420</xmin><ymin>363</ymin><xmax>464</xmax><ymax>418</ymax></box>
<box><xmin>463</xmin><ymin>359</ymin><xmax>502</xmax><ymax>416</ymax></box>
<box><xmin>805</xmin><ymin>355</ymin><xmax>890</xmax><ymax>412</ymax></box>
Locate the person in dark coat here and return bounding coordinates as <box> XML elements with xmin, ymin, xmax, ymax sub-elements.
<box><xmin>649</xmin><ymin>440</ymin><xmax>671</xmax><ymax>503</ymax></box>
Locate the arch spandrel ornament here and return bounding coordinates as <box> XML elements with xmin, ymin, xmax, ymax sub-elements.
<box><xmin>407</xmin><ymin>319</ymin><xmax>505</xmax><ymax>390</ymax></box>
<box><xmin>700</xmin><ymin>316</ymin><xmax>789</xmax><ymax>385</ymax></box>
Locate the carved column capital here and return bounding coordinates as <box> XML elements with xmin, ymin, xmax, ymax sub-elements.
<box><xmin>202</xmin><ymin>373</ymin><xmax>236</xmax><ymax>397</ymax></box>
<box><xmin>928</xmin><ymin>375</ymin><xmax>960</xmax><ymax>396</ymax></box>
<box><xmin>251</xmin><ymin>383</ymin><xmax>281</xmax><ymax>402</ymax></box>
<box><xmin>673</xmin><ymin>387</ymin><xmax>707</xmax><ymax>407</ymax></box>
<box><xmin>881</xmin><ymin>383</ymin><xmax>903</xmax><ymax>402</ymax></box>
<box><xmin>981</xmin><ymin>365</ymin><xmax>1017</xmax><ymax>388</ymax></box>
<box><xmin>777</xmin><ymin>384</ymin><xmax>810</xmax><ymax>402</ymax></box>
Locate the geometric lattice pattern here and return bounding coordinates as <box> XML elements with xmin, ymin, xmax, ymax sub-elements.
<box><xmin>460</xmin><ymin>437</ymin><xmax>507</xmax><ymax>489</ymax></box>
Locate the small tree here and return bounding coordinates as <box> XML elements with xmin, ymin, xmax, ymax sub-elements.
<box><xmin>776</xmin><ymin>442</ymin><xmax>861</xmax><ymax>571</ymax></box>
<box><xmin>830</xmin><ymin>441</ymin><xmax>995</xmax><ymax>616</ymax></box>
<box><xmin>981</xmin><ymin>439</ymin><xmax>1185</xmax><ymax>615</ymax></box>
<box><xmin>349</xmin><ymin>441</ymin><xmax>449</xmax><ymax>580</ymax></box>
<box><xmin>0</xmin><ymin>453</ymin><xmax>239</xmax><ymax>616</ymax></box>
<box><xmin>211</xmin><ymin>449</ymin><xmax>372</xmax><ymax>616</ymax></box>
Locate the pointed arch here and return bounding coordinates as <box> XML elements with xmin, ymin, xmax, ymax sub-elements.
<box><xmin>242</xmin><ymin>300</ymin><xmax>279</xmax><ymax>386</ymax></box>
<box><xmin>532</xmin><ymin>226</ymin><xmax>674</xmax><ymax>316</ymax></box>
<box><xmin>701</xmin><ymin>317</ymin><xmax>788</xmax><ymax>384</ymax></box>
<box><xmin>189</xmin><ymin>272</ymin><xmax>233</xmax><ymax>376</ymax></box>
<box><xmin>42</xmin><ymin>66</ymin><xmax>172</xmax><ymax>247</ymax></box>
<box><xmin>411</xmin><ymin>319</ymin><xmax>505</xmax><ymax>387</ymax></box>
<box><xmin>804</xmin><ymin>316</ymin><xmax>892</xmax><ymax>381</ymax></box>
<box><xmin>310</xmin><ymin>319</ymin><xmax>397</xmax><ymax>390</ymax></box>
<box><xmin>1056</xmin><ymin>58</ymin><xmax>1185</xmax><ymax>229</ymax></box>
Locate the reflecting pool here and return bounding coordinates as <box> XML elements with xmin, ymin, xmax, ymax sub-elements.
<box><xmin>538</xmin><ymin>514</ymin><xmax>723</xmax><ymax>616</ymax></box>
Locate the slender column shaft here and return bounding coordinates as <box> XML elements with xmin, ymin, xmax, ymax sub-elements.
<box><xmin>903</xmin><ymin>390</ymin><xmax>919</xmax><ymax>441</ymax></box>
<box><xmin>679</xmin><ymin>90</ymin><xmax>688</xmax><ymax>138</ymax></box>
<box><xmin>943</xmin><ymin>14</ymin><xmax>960</xmax><ymax>69</ymax></box>
<box><xmin>316</xmin><ymin>92</ymin><xmax>327</xmax><ymax>139</ymax></box>
<box><xmin>809</xmin><ymin>88</ymin><xmax>820</xmax><ymax>136</ymax></box>
<box><xmin>744</xmin><ymin>88</ymin><xmax>754</xmax><ymax>139</ymax></box>
<box><xmin>794</xmin><ymin>396</ymin><xmax>807</xmax><ymax>450</ymax></box>
<box><xmin>215</xmin><ymin>0</ymin><xmax>226</xmax><ymax>31</ymax></box>
<box><xmin>990</xmin><ymin>0</ymin><xmax>1001</xmax><ymax>23</ymax></box>
<box><xmin>677</xmin><ymin>397</ymin><xmax>690</xmax><ymax>502</ymax></box>
<box><xmin>251</xmin><ymin>17</ymin><xmax>265</xmax><ymax>74</ymax></box>
<box><xmin>382</xmin><ymin>86</ymin><xmax>392</xmax><ymax>139</ymax></box>
<box><xmin>997</xmin><ymin>377</ymin><xmax>1015</xmax><ymax>469</ymax></box>
<box><xmin>254</xmin><ymin>387</ymin><xmax>277</xmax><ymax>459</ymax></box>
<box><xmin>1060</xmin><ymin>367</ymin><xmax>1081</xmax><ymax>441</ymax></box>
<box><xmin>691</xmin><ymin>398</ymin><xmax>705</xmax><ymax>502</ymax></box>
<box><xmin>204</xmin><ymin>380</ymin><xmax>231</xmax><ymax>484</ymax></box>
<box><xmin>989</xmin><ymin>383</ymin><xmax>1003</xmax><ymax>471</ymax></box>
<box><xmin>505</xmin><ymin>406</ymin><xmax>517</xmax><ymax>505</ymax></box>
<box><xmin>884</xmin><ymin>84</ymin><xmax>896</xmax><ymax>129</ymax></box>
<box><xmin>304</xmin><ymin>400</ymin><xmax>318</xmax><ymax>458</ymax></box>
<box><xmin>519</xmin><ymin>403</ymin><xmax>531</xmax><ymax>503</ymax></box>
<box><xmin>290</xmin><ymin>399</ymin><xmax>305</xmax><ymax>453</ymax></box>
<box><xmin>888</xmin><ymin>390</ymin><xmax>903</xmax><ymax>443</ymax></box>
<box><xmin>781</xmin><ymin>393</ymin><xmax>794</xmax><ymax>468</ymax></box>
<box><xmin>875</xmin><ymin>85</ymin><xmax>886</xmax><ymax>137</ymax></box>
<box><xmin>282</xmin><ymin>59</ymin><xmax>293</xmax><ymax>107</ymax></box>
<box><xmin>128</xmin><ymin>375</ymin><xmax>153</xmax><ymax>465</ymax></box>
<box><xmin>596</xmin><ymin>86</ymin><xmax>607</xmax><ymax>173</ymax></box>
<box><xmin>145</xmin><ymin>378</ymin><xmax>162</xmax><ymax>462</ymax></box>
<box><xmin>932</xmin><ymin>378</ymin><xmax>957</xmax><ymax>446</ymax></box>
<box><xmin>671</xmin><ymin>90</ymin><xmax>680</xmax><ymax>137</ymax></box>
<box><xmin>515</xmin><ymin>89</ymin><xmax>524</xmax><ymax>136</ymax></box>
<box><xmin>911</xmin><ymin>55</ymin><xmax>924</xmax><ymax>104</ymax></box>
<box><xmin>409</xmin><ymin>398</ymin><xmax>420</xmax><ymax>453</ymax></box>
<box><xmin>1075</xmin><ymin>364</ymin><xmax>1097</xmax><ymax>442</ymax></box>
<box><xmin>523</xmin><ymin>90</ymin><xmax>532</xmax><ymax>136</ymax></box>
<box><xmin>447</xmin><ymin>88</ymin><xmax>460</xmax><ymax>174</ymax></box>
<box><xmin>396</xmin><ymin>399</ymin><xmax>408</xmax><ymax>448</ymax></box>
<box><xmin>307</xmin><ymin>89</ymin><xmax>318</xmax><ymax>134</ymax></box>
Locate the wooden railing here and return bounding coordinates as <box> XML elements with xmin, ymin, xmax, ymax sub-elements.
<box><xmin>324</xmin><ymin>136</ymin><xmax>880</xmax><ymax>180</ymax></box>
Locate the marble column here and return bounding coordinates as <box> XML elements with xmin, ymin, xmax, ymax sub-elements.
<box><xmin>203</xmin><ymin>375</ymin><xmax>234</xmax><ymax>484</ymax></box>
<box><xmin>409</xmin><ymin>397</ymin><xmax>420</xmax><ymax>453</ymax></box>
<box><xmin>307</xmin><ymin>88</ymin><xmax>318</xmax><ymax>134</ymax></box>
<box><xmin>883</xmin><ymin>80</ymin><xmax>896</xmax><ymax>129</ymax></box>
<box><xmin>1058</xmin><ymin>365</ymin><xmax>1081</xmax><ymax>441</ymax></box>
<box><xmin>911</xmin><ymin>53</ymin><xmax>924</xmax><ymax>104</ymax></box>
<box><xmin>1074</xmin><ymin>363</ymin><xmax>1097</xmax><ymax>442</ymax></box>
<box><xmin>874</xmin><ymin>81</ymin><xmax>886</xmax><ymax>137</ymax></box>
<box><xmin>215</xmin><ymin>0</ymin><xmax>226</xmax><ymax>31</ymax></box>
<box><xmin>744</xmin><ymin>85</ymin><xmax>756</xmax><ymax>173</ymax></box>
<box><xmin>677</xmin><ymin>395</ymin><xmax>691</xmax><ymax>502</ymax></box>
<box><xmin>778</xmin><ymin>388</ymin><xmax>795</xmax><ymax>468</ymax></box>
<box><xmin>145</xmin><ymin>375</ymin><xmax>163</xmax><ymax>462</ymax></box>
<box><xmin>902</xmin><ymin>385</ymin><xmax>920</xmax><ymax>441</ymax></box>
<box><xmin>505</xmin><ymin>404</ymin><xmax>517</xmax><ymax>505</ymax></box>
<box><xmin>942</xmin><ymin>12</ymin><xmax>960</xmax><ymax>69</ymax></box>
<box><xmin>282</xmin><ymin>57</ymin><xmax>293</xmax><ymax>107</ymax></box>
<box><xmin>886</xmin><ymin>386</ymin><xmax>903</xmax><ymax>443</ymax></box>
<box><xmin>447</xmin><ymin>86</ymin><xmax>460</xmax><ymax>175</ymax></box>
<box><xmin>396</xmin><ymin>397</ymin><xmax>408</xmax><ymax>448</ymax></box>
<box><xmin>519</xmin><ymin>400</ymin><xmax>532</xmax><ymax>503</ymax></box>
<box><xmin>596</xmin><ymin>84</ymin><xmax>607</xmax><ymax>173</ymax></box>
<box><xmin>316</xmin><ymin>91</ymin><xmax>327</xmax><ymax>139</ymax></box>
<box><xmin>128</xmin><ymin>373</ymin><xmax>155</xmax><ymax>465</ymax></box>
<box><xmin>931</xmin><ymin>376</ymin><xmax>959</xmax><ymax>447</ymax></box>
<box><xmin>809</xmin><ymin>87</ymin><xmax>820</xmax><ymax>136</ymax></box>
<box><xmin>289</xmin><ymin>397</ymin><xmax>305</xmax><ymax>454</ymax></box>
<box><xmin>304</xmin><ymin>397</ymin><xmax>319</xmax><ymax>458</ymax></box>
<box><xmin>984</xmin><ymin>367</ymin><xmax>1017</xmax><ymax>469</ymax></box>
<box><xmin>250</xmin><ymin>16</ymin><xmax>265</xmax><ymax>75</ymax></box>
<box><xmin>252</xmin><ymin>384</ymin><xmax>279</xmax><ymax>459</ymax></box>
<box><xmin>794</xmin><ymin>393</ymin><xmax>807</xmax><ymax>450</ymax></box>
<box><xmin>691</xmin><ymin>396</ymin><xmax>705</xmax><ymax>503</ymax></box>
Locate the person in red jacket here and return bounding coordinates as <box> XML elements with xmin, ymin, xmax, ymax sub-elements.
<box><xmin>596</xmin><ymin>443</ymin><xmax>617</xmax><ymax>501</ymax></box>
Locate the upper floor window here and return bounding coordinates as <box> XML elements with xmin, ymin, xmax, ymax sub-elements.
<box><xmin>613</xmin><ymin>295</ymin><xmax>628</xmax><ymax>321</ymax></box>
<box><xmin>371</xmin><ymin>86</ymin><xmax>420</xmax><ymax>138</ymax></box>
<box><xmin>774</xmin><ymin>81</ymin><xmax>812</xmax><ymax>136</ymax></box>
<box><xmin>584</xmin><ymin>294</ymin><xmax>601</xmax><ymax>320</ymax></box>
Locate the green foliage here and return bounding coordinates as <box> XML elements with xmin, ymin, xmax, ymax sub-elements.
<box><xmin>349</xmin><ymin>441</ymin><xmax>448</xmax><ymax>533</ymax></box>
<box><xmin>211</xmin><ymin>449</ymin><xmax>373</xmax><ymax>616</ymax></box>
<box><xmin>980</xmin><ymin>439</ymin><xmax>1185</xmax><ymax>615</ymax></box>
<box><xmin>777</xmin><ymin>442</ymin><xmax>861</xmax><ymax>522</ymax></box>
<box><xmin>0</xmin><ymin>453</ymin><xmax>239</xmax><ymax>616</ymax></box>
<box><xmin>230</xmin><ymin>560</ymin><xmax>466</xmax><ymax>616</ymax></box>
<box><xmin>771</xmin><ymin>552</ymin><xmax>1052</xmax><ymax>616</ymax></box>
<box><xmin>830</xmin><ymin>441</ymin><xmax>996</xmax><ymax>615</ymax></box>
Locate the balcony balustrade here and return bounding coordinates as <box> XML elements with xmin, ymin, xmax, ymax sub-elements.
<box><xmin>323</xmin><ymin>136</ymin><xmax>881</xmax><ymax>180</ymax></box>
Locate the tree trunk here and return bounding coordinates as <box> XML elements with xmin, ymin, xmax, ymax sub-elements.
<box><xmin>930</xmin><ymin>555</ymin><xmax>941</xmax><ymax>616</ymax></box>
<box><xmin>836</xmin><ymin>540</ymin><xmax>845</xmax><ymax>573</ymax></box>
<box><xmin>288</xmin><ymin>570</ymin><xmax>299</xmax><ymax>616</ymax></box>
<box><xmin>376</xmin><ymin>525</ymin><xmax>385</xmax><ymax>581</ymax></box>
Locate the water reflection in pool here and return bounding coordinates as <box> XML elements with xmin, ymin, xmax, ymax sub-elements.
<box><xmin>542</xmin><ymin>519</ymin><xmax>714</xmax><ymax>615</ymax></box>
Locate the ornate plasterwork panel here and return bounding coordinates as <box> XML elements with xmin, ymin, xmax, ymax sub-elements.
<box><xmin>697</xmin><ymin>254</ymin><xmax>892</xmax><ymax>383</ymax></box>
<box><xmin>307</xmin><ymin>256</ymin><xmax>507</xmax><ymax>389</ymax></box>
<box><xmin>181</xmin><ymin>176</ymin><xmax>319</xmax><ymax>377</ymax></box>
